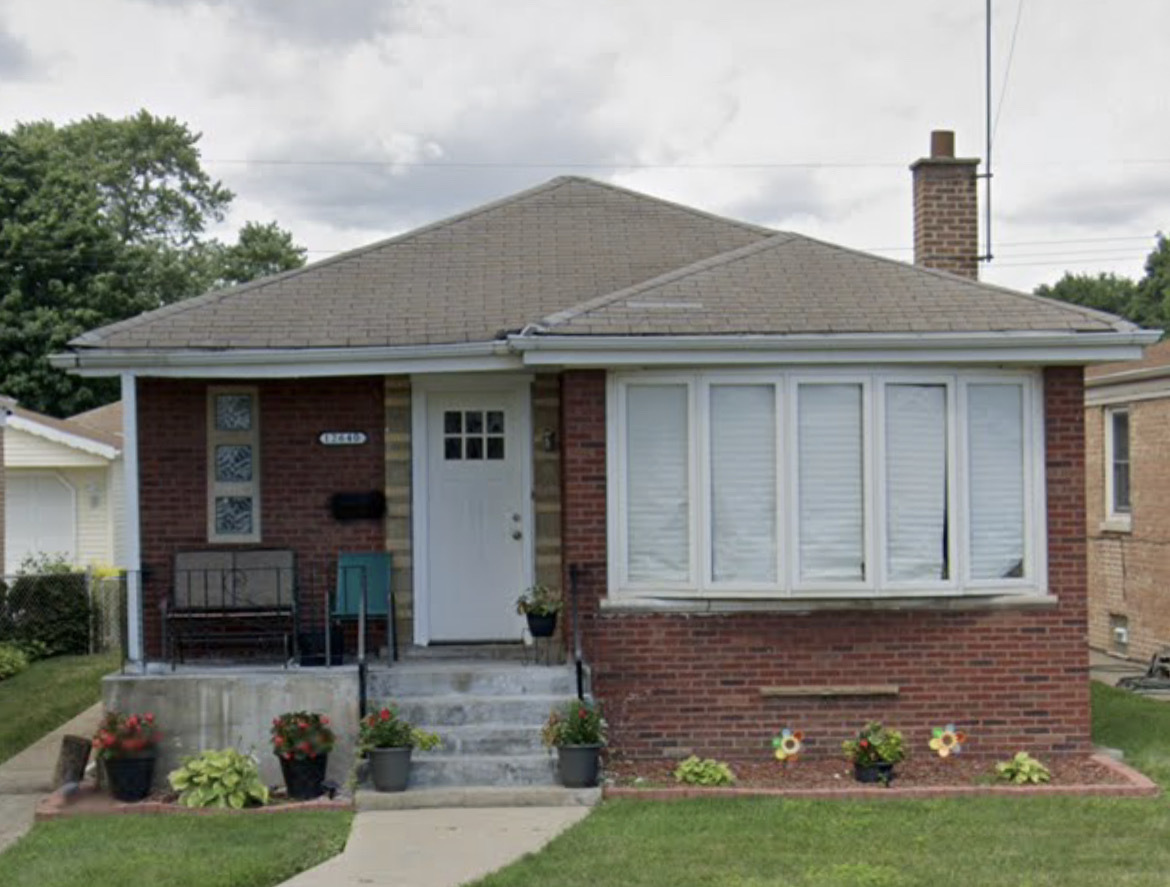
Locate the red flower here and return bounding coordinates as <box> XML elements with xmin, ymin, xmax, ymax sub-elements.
<box><xmin>859</xmin><ymin>739</ymin><xmax>869</xmax><ymax>748</ymax></box>
<box><xmin>274</xmin><ymin>736</ymin><xmax>284</xmax><ymax>746</ymax></box>
<box><xmin>380</xmin><ymin>710</ymin><xmax>390</xmax><ymax>722</ymax></box>
<box><xmin>321</xmin><ymin>716</ymin><xmax>330</xmax><ymax>726</ymax></box>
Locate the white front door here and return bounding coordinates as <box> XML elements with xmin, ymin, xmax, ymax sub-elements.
<box><xmin>422</xmin><ymin>382</ymin><xmax>530</xmax><ymax>641</ymax></box>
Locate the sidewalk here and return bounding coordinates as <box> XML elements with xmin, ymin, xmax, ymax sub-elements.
<box><xmin>279</xmin><ymin>806</ymin><xmax>591</xmax><ymax>887</ymax></box>
<box><xmin>0</xmin><ymin>702</ymin><xmax>104</xmax><ymax>854</ymax></box>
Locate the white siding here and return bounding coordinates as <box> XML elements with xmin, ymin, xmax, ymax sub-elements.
<box><xmin>4</xmin><ymin>428</ymin><xmax>109</xmax><ymax>468</ymax></box>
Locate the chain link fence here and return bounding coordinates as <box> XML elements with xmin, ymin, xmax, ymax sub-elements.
<box><xmin>0</xmin><ymin>570</ymin><xmax>126</xmax><ymax>660</ymax></box>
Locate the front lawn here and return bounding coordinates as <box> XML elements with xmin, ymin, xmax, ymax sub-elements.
<box><xmin>0</xmin><ymin>653</ymin><xmax>119</xmax><ymax>764</ymax></box>
<box><xmin>476</xmin><ymin>682</ymin><xmax>1170</xmax><ymax>887</ymax></box>
<box><xmin>0</xmin><ymin>811</ymin><xmax>352</xmax><ymax>887</ymax></box>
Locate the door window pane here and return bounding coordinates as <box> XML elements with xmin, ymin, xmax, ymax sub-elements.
<box><xmin>710</xmin><ymin>385</ymin><xmax>776</xmax><ymax>582</ymax></box>
<box><xmin>968</xmin><ymin>384</ymin><xmax>1025</xmax><ymax>579</ymax></box>
<box><xmin>886</xmin><ymin>385</ymin><xmax>949</xmax><ymax>581</ymax></box>
<box><xmin>626</xmin><ymin>385</ymin><xmax>689</xmax><ymax>582</ymax></box>
<box><xmin>798</xmin><ymin>384</ymin><xmax>864</xmax><ymax>581</ymax></box>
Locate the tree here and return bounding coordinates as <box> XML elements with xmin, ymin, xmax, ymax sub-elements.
<box><xmin>0</xmin><ymin>112</ymin><xmax>306</xmax><ymax>416</ymax></box>
<box><xmin>1035</xmin><ymin>236</ymin><xmax>1170</xmax><ymax>336</ymax></box>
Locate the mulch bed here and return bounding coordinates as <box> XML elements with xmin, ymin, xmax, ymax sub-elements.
<box><xmin>36</xmin><ymin>783</ymin><xmax>353</xmax><ymax>821</ymax></box>
<box><xmin>603</xmin><ymin>753</ymin><xmax>1159</xmax><ymax>800</ymax></box>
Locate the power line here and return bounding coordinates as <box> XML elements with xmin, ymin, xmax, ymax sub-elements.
<box><xmin>993</xmin><ymin>0</ymin><xmax>1027</xmax><ymax>144</ymax></box>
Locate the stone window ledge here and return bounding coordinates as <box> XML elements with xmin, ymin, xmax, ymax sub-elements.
<box><xmin>598</xmin><ymin>594</ymin><xmax>1059</xmax><ymax>616</ymax></box>
<box><xmin>1098</xmin><ymin>517</ymin><xmax>1133</xmax><ymax>535</ymax></box>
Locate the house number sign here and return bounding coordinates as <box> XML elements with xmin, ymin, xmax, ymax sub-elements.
<box><xmin>319</xmin><ymin>431</ymin><xmax>368</xmax><ymax>446</ymax></box>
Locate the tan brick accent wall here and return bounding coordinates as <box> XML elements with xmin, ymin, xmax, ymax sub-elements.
<box><xmin>533</xmin><ymin>374</ymin><xmax>562</xmax><ymax>594</ymax></box>
<box><xmin>912</xmin><ymin>159</ymin><xmax>980</xmax><ymax>279</ymax></box>
<box><xmin>384</xmin><ymin>376</ymin><xmax>414</xmax><ymax>647</ymax></box>
<box><xmin>1087</xmin><ymin>396</ymin><xmax>1170</xmax><ymax>661</ymax></box>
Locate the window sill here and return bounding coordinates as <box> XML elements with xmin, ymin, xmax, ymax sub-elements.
<box><xmin>598</xmin><ymin>594</ymin><xmax>1059</xmax><ymax>615</ymax></box>
<box><xmin>1099</xmin><ymin>517</ymin><xmax>1132</xmax><ymax>534</ymax></box>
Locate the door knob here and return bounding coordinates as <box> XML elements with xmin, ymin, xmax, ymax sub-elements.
<box><xmin>511</xmin><ymin>529</ymin><xmax>523</xmax><ymax>540</ymax></box>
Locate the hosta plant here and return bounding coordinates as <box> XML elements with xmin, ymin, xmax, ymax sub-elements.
<box><xmin>995</xmin><ymin>751</ymin><xmax>1051</xmax><ymax>785</ymax></box>
<box><xmin>168</xmin><ymin>748</ymin><xmax>269</xmax><ymax>808</ymax></box>
<box><xmin>673</xmin><ymin>755</ymin><xmax>737</xmax><ymax>787</ymax></box>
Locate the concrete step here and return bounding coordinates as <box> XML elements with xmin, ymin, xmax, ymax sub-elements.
<box><xmin>393</xmin><ymin>695</ymin><xmax>571</xmax><ymax>727</ymax></box>
<box><xmin>427</xmin><ymin>724</ymin><xmax>545</xmax><ymax>756</ymax></box>
<box><xmin>355</xmin><ymin>785</ymin><xmax>601</xmax><ymax>810</ymax></box>
<box><xmin>409</xmin><ymin>753</ymin><xmax>558</xmax><ymax>788</ymax></box>
<box><xmin>369</xmin><ymin>662</ymin><xmax>577</xmax><ymax>698</ymax></box>
<box><xmin>400</xmin><ymin>644</ymin><xmax>532</xmax><ymax>662</ymax></box>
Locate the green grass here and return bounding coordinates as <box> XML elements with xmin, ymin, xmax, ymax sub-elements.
<box><xmin>0</xmin><ymin>653</ymin><xmax>119</xmax><ymax>764</ymax></box>
<box><xmin>475</xmin><ymin>682</ymin><xmax>1170</xmax><ymax>887</ymax></box>
<box><xmin>0</xmin><ymin>811</ymin><xmax>352</xmax><ymax>887</ymax></box>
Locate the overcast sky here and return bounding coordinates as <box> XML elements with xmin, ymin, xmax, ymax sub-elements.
<box><xmin>0</xmin><ymin>0</ymin><xmax>1166</xmax><ymax>293</ymax></box>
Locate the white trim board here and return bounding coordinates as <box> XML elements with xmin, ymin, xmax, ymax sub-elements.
<box><xmin>6</xmin><ymin>415</ymin><xmax>119</xmax><ymax>460</ymax></box>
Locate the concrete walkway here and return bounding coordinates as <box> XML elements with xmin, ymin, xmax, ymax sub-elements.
<box><xmin>279</xmin><ymin>807</ymin><xmax>591</xmax><ymax>887</ymax></box>
<box><xmin>0</xmin><ymin>702</ymin><xmax>103</xmax><ymax>854</ymax></box>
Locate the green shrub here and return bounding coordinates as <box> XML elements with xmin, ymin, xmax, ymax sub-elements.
<box><xmin>995</xmin><ymin>751</ymin><xmax>1051</xmax><ymax>785</ymax></box>
<box><xmin>0</xmin><ymin>555</ymin><xmax>91</xmax><ymax>657</ymax></box>
<box><xmin>168</xmin><ymin>748</ymin><xmax>270</xmax><ymax>809</ymax></box>
<box><xmin>842</xmin><ymin>721</ymin><xmax>906</xmax><ymax>767</ymax></box>
<box><xmin>673</xmin><ymin>755</ymin><xmax>737</xmax><ymax>787</ymax></box>
<box><xmin>0</xmin><ymin>643</ymin><xmax>29</xmax><ymax>681</ymax></box>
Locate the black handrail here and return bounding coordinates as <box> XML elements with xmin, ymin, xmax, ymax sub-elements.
<box><xmin>569</xmin><ymin>563</ymin><xmax>585</xmax><ymax>700</ymax></box>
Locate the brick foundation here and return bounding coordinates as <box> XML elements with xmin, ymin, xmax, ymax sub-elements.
<box><xmin>563</xmin><ymin>367</ymin><xmax>1091</xmax><ymax>761</ymax></box>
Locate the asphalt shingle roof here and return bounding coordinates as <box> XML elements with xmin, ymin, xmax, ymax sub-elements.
<box><xmin>70</xmin><ymin>176</ymin><xmax>1137</xmax><ymax>352</ymax></box>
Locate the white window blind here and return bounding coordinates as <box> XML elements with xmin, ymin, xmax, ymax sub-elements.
<box><xmin>968</xmin><ymin>384</ymin><xmax>1025</xmax><ymax>580</ymax></box>
<box><xmin>885</xmin><ymin>384</ymin><xmax>949</xmax><ymax>581</ymax></box>
<box><xmin>798</xmin><ymin>383</ymin><xmax>865</xmax><ymax>582</ymax></box>
<box><xmin>626</xmin><ymin>384</ymin><xmax>690</xmax><ymax>583</ymax></box>
<box><xmin>710</xmin><ymin>385</ymin><xmax>777</xmax><ymax>583</ymax></box>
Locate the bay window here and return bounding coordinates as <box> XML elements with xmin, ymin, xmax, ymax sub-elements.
<box><xmin>609</xmin><ymin>370</ymin><xmax>1044</xmax><ymax>599</ymax></box>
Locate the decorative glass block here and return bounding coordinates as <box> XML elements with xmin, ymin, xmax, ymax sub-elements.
<box><xmin>444</xmin><ymin>411</ymin><xmax>462</xmax><ymax>434</ymax></box>
<box><xmin>444</xmin><ymin>437</ymin><xmax>462</xmax><ymax>460</ymax></box>
<box><xmin>466</xmin><ymin>437</ymin><xmax>484</xmax><ymax>460</ymax></box>
<box><xmin>215</xmin><ymin>394</ymin><xmax>253</xmax><ymax>431</ymax></box>
<box><xmin>486</xmin><ymin>437</ymin><xmax>504</xmax><ymax>460</ymax></box>
<box><xmin>466</xmin><ymin>411</ymin><xmax>484</xmax><ymax>434</ymax></box>
<box><xmin>215</xmin><ymin>497</ymin><xmax>254</xmax><ymax>535</ymax></box>
<box><xmin>215</xmin><ymin>445</ymin><xmax>253</xmax><ymax>482</ymax></box>
<box><xmin>487</xmin><ymin>411</ymin><xmax>505</xmax><ymax>434</ymax></box>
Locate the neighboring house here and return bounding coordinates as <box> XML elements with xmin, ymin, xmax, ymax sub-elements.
<box><xmin>0</xmin><ymin>395</ymin><xmax>13</xmax><ymax>574</ymax></box>
<box><xmin>1085</xmin><ymin>340</ymin><xmax>1170</xmax><ymax>662</ymax></box>
<box><xmin>2</xmin><ymin>401</ymin><xmax>125</xmax><ymax>574</ymax></box>
<box><xmin>50</xmin><ymin>130</ymin><xmax>1155</xmax><ymax>768</ymax></box>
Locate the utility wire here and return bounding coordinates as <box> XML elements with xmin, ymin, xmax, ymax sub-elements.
<box><xmin>993</xmin><ymin>0</ymin><xmax>1027</xmax><ymax>144</ymax></box>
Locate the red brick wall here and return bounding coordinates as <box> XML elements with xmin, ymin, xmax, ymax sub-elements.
<box><xmin>137</xmin><ymin>377</ymin><xmax>386</xmax><ymax>658</ymax></box>
<box><xmin>563</xmin><ymin>367</ymin><xmax>1091</xmax><ymax>762</ymax></box>
<box><xmin>912</xmin><ymin>153</ymin><xmax>980</xmax><ymax>280</ymax></box>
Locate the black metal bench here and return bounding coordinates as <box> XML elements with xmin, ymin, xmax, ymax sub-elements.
<box><xmin>161</xmin><ymin>550</ymin><xmax>297</xmax><ymax>667</ymax></box>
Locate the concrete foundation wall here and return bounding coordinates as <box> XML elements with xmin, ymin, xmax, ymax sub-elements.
<box><xmin>103</xmin><ymin>668</ymin><xmax>360</xmax><ymax>789</ymax></box>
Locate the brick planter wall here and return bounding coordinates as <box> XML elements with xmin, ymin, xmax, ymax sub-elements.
<box><xmin>562</xmin><ymin>367</ymin><xmax>1091</xmax><ymax>761</ymax></box>
<box><xmin>137</xmin><ymin>377</ymin><xmax>386</xmax><ymax>659</ymax></box>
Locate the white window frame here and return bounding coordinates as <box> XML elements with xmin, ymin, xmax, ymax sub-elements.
<box><xmin>207</xmin><ymin>386</ymin><xmax>262</xmax><ymax>544</ymax></box>
<box><xmin>607</xmin><ymin>367</ymin><xmax>1047</xmax><ymax>601</ymax></box>
<box><xmin>1104</xmin><ymin>405</ymin><xmax>1132</xmax><ymax>530</ymax></box>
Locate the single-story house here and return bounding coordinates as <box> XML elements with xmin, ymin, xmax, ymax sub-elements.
<box><xmin>1085</xmin><ymin>340</ymin><xmax>1170</xmax><ymax>662</ymax></box>
<box><xmin>50</xmin><ymin>131</ymin><xmax>1157</xmax><ymax>776</ymax></box>
<box><xmin>2</xmin><ymin>400</ymin><xmax>125</xmax><ymax>574</ymax></box>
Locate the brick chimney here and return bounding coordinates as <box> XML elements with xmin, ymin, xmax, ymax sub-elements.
<box><xmin>910</xmin><ymin>130</ymin><xmax>980</xmax><ymax>279</ymax></box>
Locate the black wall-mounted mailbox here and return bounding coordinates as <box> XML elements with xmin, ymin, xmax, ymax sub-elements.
<box><xmin>329</xmin><ymin>490</ymin><xmax>386</xmax><ymax>521</ymax></box>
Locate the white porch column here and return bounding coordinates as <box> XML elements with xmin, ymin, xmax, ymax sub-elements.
<box><xmin>121</xmin><ymin>372</ymin><xmax>143</xmax><ymax>665</ymax></box>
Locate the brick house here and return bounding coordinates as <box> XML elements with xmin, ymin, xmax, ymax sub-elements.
<box><xmin>1085</xmin><ymin>340</ymin><xmax>1170</xmax><ymax>663</ymax></box>
<box><xmin>52</xmin><ymin>131</ymin><xmax>1155</xmax><ymax>775</ymax></box>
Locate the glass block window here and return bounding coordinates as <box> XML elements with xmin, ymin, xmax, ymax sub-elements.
<box><xmin>208</xmin><ymin>387</ymin><xmax>261</xmax><ymax>542</ymax></box>
<box><xmin>443</xmin><ymin>409</ymin><xmax>505</xmax><ymax>461</ymax></box>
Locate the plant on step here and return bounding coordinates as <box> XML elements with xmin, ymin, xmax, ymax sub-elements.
<box><xmin>92</xmin><ymin>711</ymin><xmax>160</xmax><ymax>760</ymax></box>
<box><xmin>515</xmin><ymin>584</ymin><xmax>562</xmax><ymax>617</ymax></box>
<box><xmin>270</xmin><ymin>711</ymin><xmax>335</xmax><ymax>761</ymax></box>
<box><xmin>673</xmin><ymin>755</ymin><xmax>737</xmax><ymax>787</ymax></box>
<box><xmin>168</xmin><ymin>748</ymin><xmax>269</xmax><ymax>809</ymax></box>
<box><xmin>358</xmin><ymin>705</ymin><xmax>441</xmax><ymax>753</ymax></box>
<box><xmin>542</xmin><ymin>699</ymin><xmax>606</xmax><ymax>748</ymax></box>
<box><xmin>995</xmin><ymin>751</ymin><xmax>1051</xmax><ymax>785</ymax></box>
<box><xmin>842</xmin><ymin>722</ymin><xmax>906</xmax><ymax>768</ymax></box>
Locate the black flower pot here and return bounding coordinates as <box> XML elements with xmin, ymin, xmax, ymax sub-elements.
<box><xmin>279</xmin><ymin>754</ymin><xmax>329</xmax><ymax>800</ymax></box>
<box><xmin>526</xmin><ymin>612</ymin><xmax>558</xmax><ymax>638</ymax></box>
<box><xmin>557</xmin><ymin>744</ymin><xmax>601</xmax><ymax>788</ymax></box>
<box><xmin>105</xmin><ymin>753</ymin><xmax>156</xmax><ymax>802</ymax></box>
<box><xmin>368</xmin><ymin>747</ymin><xmax>412</xmax><ymax>792</ymax></box>
<box><xmin>853</xmin><ymin>761</ymin><xmax>896</xmax><ymax>786</ymax></box>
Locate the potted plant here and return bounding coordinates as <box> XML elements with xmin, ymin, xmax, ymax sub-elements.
<box><xmin>516</xmin><ymin>584</ymin><xmax>562</xmax><ymax>638</ymax></box>
<box><xmin>542</xmin><ymin>699</ymin><xmax>606</xmax><ymax>788</ymax></box>
<box><xmin>358</xmin><ymin>704</ymin><xmax>441</xmax><ymax>792</ymax></box>
<box><xmin>92</xmin><ymin>711</ymin><xmax>160</xmax><ymax>802</ymax></box>
<box><xmin>842</xmin><ymin>721</ymin><xmax>905</xmax><ymax>786</ymax></box>
<box><xmin>270</xmin><ymin>710</ymin><xmax>335</xmax><ymax>800</ymax></box>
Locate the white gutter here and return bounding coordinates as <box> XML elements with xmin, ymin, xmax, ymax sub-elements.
<box><xmin>7</xmin><ymin>415</ymin><xmax>119</xmax><ymax>459</ymax></box>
